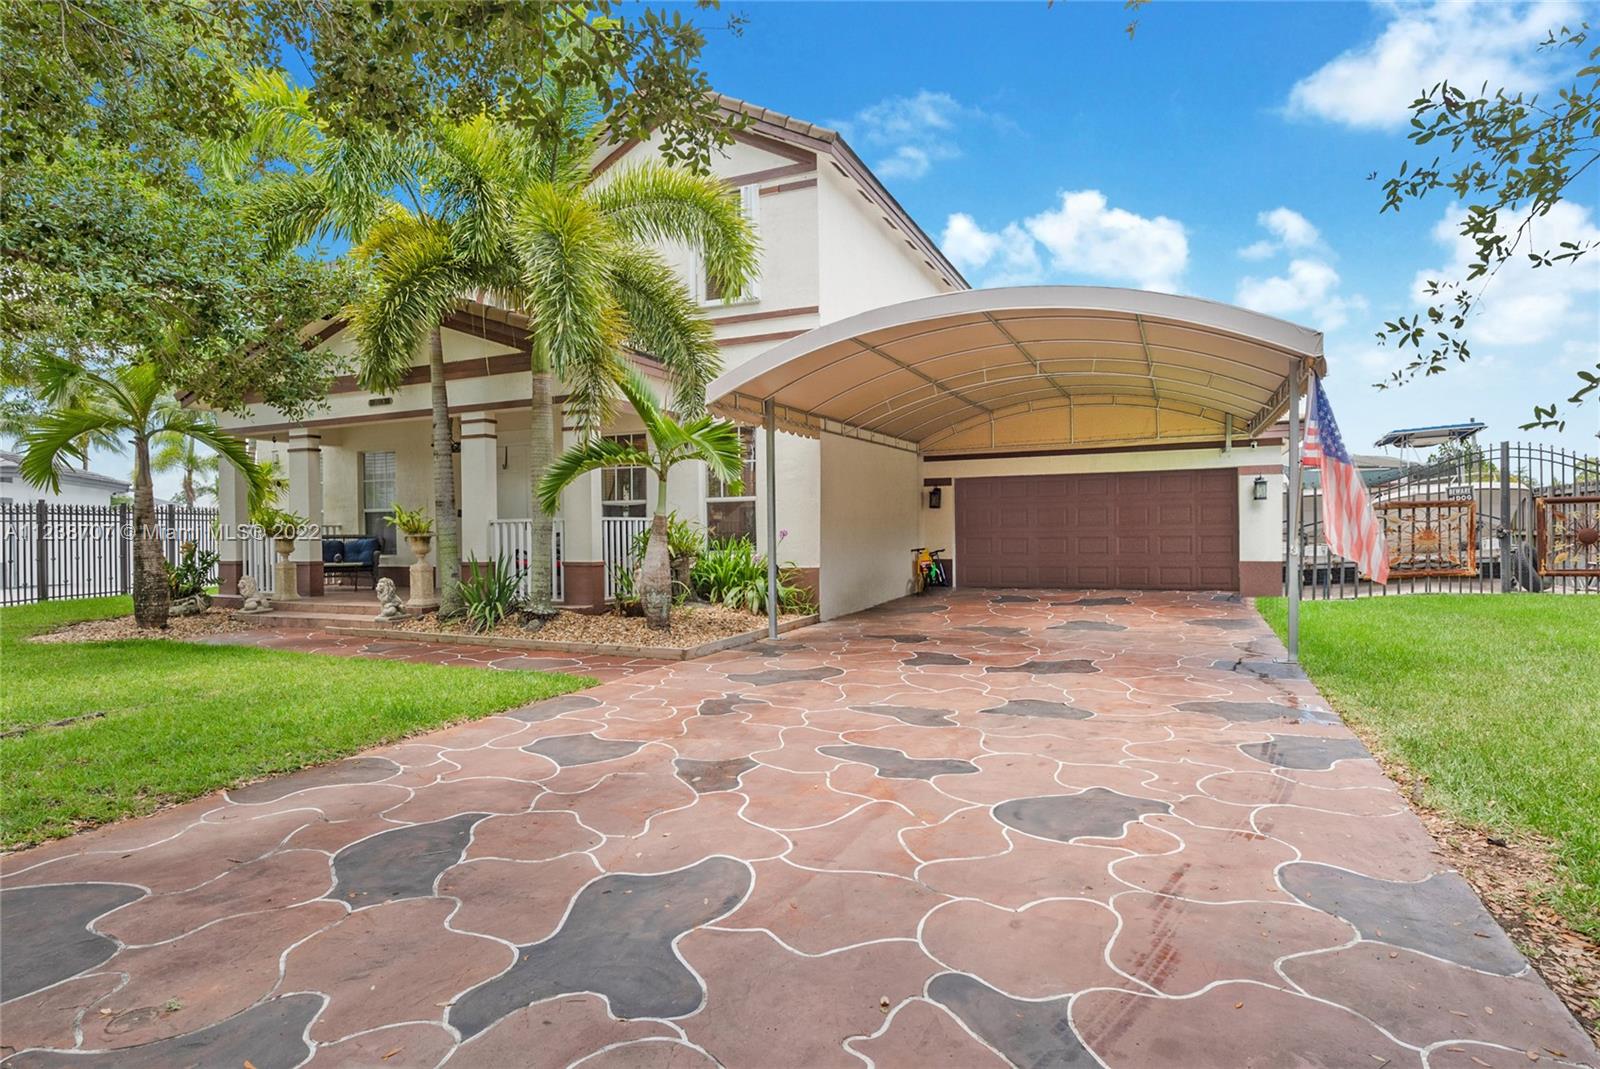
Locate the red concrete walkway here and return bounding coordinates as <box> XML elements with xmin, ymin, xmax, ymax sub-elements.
<box><xmin>1</xmin><ymin>591</ymin><xmax>1593</xmax><ymax>1067</ymax></box>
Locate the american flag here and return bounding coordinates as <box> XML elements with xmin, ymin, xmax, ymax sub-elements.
<box><xmin>1304</xmin><ymin>376</ymin><xmax>1390</xmax><ymax>584</ymax></box>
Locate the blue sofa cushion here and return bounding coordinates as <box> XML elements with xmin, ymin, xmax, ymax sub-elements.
<box><xmin>321</xmin><ymin>538</ymin><xmax>345</xmax><ymax>564</ymax></box>
<box><xmin>344</xmin><ymin>537</ymin><xmax>381</xmax><ymax>567</ymax></box>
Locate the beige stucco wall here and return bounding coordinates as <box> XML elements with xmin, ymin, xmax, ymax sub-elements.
<box><xmin>819</xmin><ymin>432</ymin><xmax>920</xmax><ymax>619</ymax></box>
<box><xmin>816</xmin><ymin>166</ymin><xmax>956</xmax><ymax>321</ymax></box>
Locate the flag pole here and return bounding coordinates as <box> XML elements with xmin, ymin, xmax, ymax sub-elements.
<box><xmin>1285</xmin><ymin>363</ymin><xmax>1305</xmax><ymax>663</ymax></box>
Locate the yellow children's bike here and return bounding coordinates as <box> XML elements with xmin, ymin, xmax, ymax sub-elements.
<box><xmin>910</xmin><ymin>546</ymin><xmax>949</xmax><ymax>595</ymax></box>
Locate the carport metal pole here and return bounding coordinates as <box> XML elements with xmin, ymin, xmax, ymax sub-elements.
<box><xmin>1285</xmin><ymin>362</ymin><xmax>1304</xmax><ymax>663</ymax></box>
<box><xmin>764</xmin><ymin>399</ymin><xmax>779</xmax><ymax>640</ymax></box>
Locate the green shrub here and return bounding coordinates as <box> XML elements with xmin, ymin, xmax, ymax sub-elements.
<box><xmin>690</xmin><ymin>537</ymin><xmax>814</xmax><ymax>615</ymax></box>
<box><xmin>460</xmin><ymin>556</ymin><xmax>525</xmax><ymax>633</ymax></box>
<box><xmin>166</xmin><ymin>541</ymin><xmax>219</xmax><ymax>599</ymax></box>
<box><xmin>250</xmin><ymin>505</ymin><xmax>304</xmax><ymax>538</ymax></box>
<box><xmin>387</xmin><ymin>503</ymin><xmax>433</xmax><ymax>536</ymax></box>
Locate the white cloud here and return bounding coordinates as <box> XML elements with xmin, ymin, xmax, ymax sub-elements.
<box><xmin>1415</xmin><ymin>200</ymin><xmax>1600</xmax><ymax>347</ymax></box>
<box><xmin>940</xmin><ymin>213</ymin><xmax>1040</xmax><ymax>284</ymax></box>
<box><xmin>833</xmin><ymin>90</ymin><xmax>994</xmax><ymax>182</ymax></box>
<box><xmin>1236</xmin><ymin>258</ymin><xmax>1367</xmax><ymax>332</ymax></box>
<box><xmin>1287</xmin><ymin>1</ymin><xmax>1578</xmax><ymax>130</ymax></box>
<box><xmin>1025</xmin><ymin>191</ymin><xmax>1189</xmax><ymax>291</ymax></box>
<box><xmin>940</xmin><ymin>191</ymin><xmax>1188</xmax><ymax>290</ymax></box>
<box><xmin>1240</xmin><ymin>207</ymin><xmax>1323</xmax><ymax>259</ymax></box>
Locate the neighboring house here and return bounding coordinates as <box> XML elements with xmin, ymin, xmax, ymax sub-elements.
<box><xmin>215</xmin><ymin>97</ymin><xmax>1318</xmax><ymax>617</ymax></box>
<box><xmin>0</xmin><ymin>451</ymin><xmax>130</xmax><ymax>508</ymax></box>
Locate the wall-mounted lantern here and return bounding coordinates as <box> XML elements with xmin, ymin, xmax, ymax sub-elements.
<box><xmin>1252</xmin><ymin>475</ymin><xmax>1269</xmax><ymax>501</ymax></box>
<box><xmin>928</xmin><ymin>487</ymin><xmax>942</xmax><ymax>509</ymax></box>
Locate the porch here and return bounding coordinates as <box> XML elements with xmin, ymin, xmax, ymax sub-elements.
<box><xmin>216</xmin><ymin>401</ymin><xmax>658</xmax><ymax>612</ymax></box>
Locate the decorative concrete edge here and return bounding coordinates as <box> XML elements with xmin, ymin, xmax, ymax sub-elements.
<box><xmin>324</xmin><ymin>614</ymin><xmax>821</xmax><ymax>662</ymax></box>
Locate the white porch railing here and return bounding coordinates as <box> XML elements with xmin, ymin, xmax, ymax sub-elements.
<box><xmin>239</xmin><ymin>524</ymin><xmax>344</xmax><ymax>595</ymax></box>
<box><xmin>602</xmin><ymin>516</ymin><xmax>649</xmax><ymax>600</ymax></box>
<box><xmin>240</xmin><ymin>530</ymin><xmax>276</xmax><ymax>593</ymax></box>
<box><xmin>487</xmin><ymin>518</ymin><xmax>565</xmax><ymax>603</ymax></box>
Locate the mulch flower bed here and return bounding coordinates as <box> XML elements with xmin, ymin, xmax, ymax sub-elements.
<box><xmin>29</xmin><ymin>610</ymin><xmax>258</xmax><ymax>644</ymax></box>
<box><xmin>390</xmin><ymin>603</ymin><xmax>804</xmax><ymax>651</ymax></box>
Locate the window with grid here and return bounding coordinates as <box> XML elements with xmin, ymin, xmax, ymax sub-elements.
<box><xmin>706</xmin><ymin>425</ymin><xmax>757</xmax><ymax>542</ymax></box>
<box><xmin>361</xmin><ymin>451</ymin><xmax>397</xmax><ymax>554</ymax></box>
<box><xmin>700</xmin><ymin>185</ymin><xmax>760</xmax><ymax>305</ymax></box>
<box><xmin>601</xmin><ymin>434</ymin><xmax>648</xmax><ymax>518</ymax></box>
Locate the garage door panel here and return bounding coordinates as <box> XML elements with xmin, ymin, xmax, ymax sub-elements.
<box><xmin>955</xmin><ymin>469</ymin><xmax>1238</xmax><ymax>590</ymax></box>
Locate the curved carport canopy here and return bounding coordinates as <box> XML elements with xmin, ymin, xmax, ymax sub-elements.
<box><xmin>706</xmin><ymin>286</ymin><xmax>1325</xmax><ymax>454</ymax></box>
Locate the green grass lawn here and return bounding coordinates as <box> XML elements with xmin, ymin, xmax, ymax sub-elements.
<box><xmin>1258</xmin><ymin>594</ymin><xmax>1600</xmax><ymax>938</ymax></box>
<box><xmin>1</xmin><ymin>597</ymin><xmax>591</xmax><ymax>849</ymax></box>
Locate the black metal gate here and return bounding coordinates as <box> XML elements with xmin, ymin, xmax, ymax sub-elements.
<box><xmin>1292</xmin><ymin>441</ymin><xmax>1600</xmax><ymax>599</ymax></box>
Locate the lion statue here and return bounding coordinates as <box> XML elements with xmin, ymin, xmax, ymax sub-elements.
<box><xmin>374</xmin><ymin>576</ymin><xmax>406</xmax><ymax>621</ymax></box>
<box><xmin>237</xmin><ymin>575</ymin><xmax>273</xmax><ymax>614</ymax></box>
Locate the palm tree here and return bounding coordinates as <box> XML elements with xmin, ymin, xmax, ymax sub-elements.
<box><xmin>18</xmin><ymin>355</ymin><xmax>269</xmax><ymax>627</ymax></box>
<box><xmin>232</xmin><ymin>77</ymin><xmax>473</xmax><ymax>614</ymax></box>
<box><xmin>151</xmin><ymin>430</ymin><xmax>219</xmax><ymax>506</ymax></box>
<box><xmin>538</xmin><ymin>366</ymin><xmax>742</xmax><ymax>628</ymax></box>
<box><xmin>502</xmin><ymin>102</ymin><xmax>759</xmax><ymax>616</ymax></box>
<box><xmin>354</xmin><ymin>100</ymin><xmax>758</xmax><ymax>617</ymax></box>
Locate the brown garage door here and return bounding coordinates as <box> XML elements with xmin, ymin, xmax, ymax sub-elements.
<box><xmin>954</xmin><ymin>470</ymin><xmax>1238</xmax><ymax>590</ymax></box>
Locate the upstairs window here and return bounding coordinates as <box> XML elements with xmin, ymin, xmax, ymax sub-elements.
<box><xmin>699</xmin><ymin>184</ymin><xmax>760</xmax><ymax>306</ymax></box>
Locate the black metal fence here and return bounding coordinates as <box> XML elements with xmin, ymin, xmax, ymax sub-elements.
<box><xmin>0</xmin><ymin>502</ymin><xmax>222</xmax><ymax>607</ymax></box>
<box><xmin>1292</xmin><ymin>441</ymin><xmax>1600</xmax><ymax>599</ymax></box>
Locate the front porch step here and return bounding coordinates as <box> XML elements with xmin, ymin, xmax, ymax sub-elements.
<box><xmin>242</xmin><ymin>608</ymin><xmax>395</xmax><ymax>630</ymax></box>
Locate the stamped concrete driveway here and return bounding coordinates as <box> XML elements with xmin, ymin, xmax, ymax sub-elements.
<box><xmin>2</xmin><ymin>590</ymin><xmax>1594</xmax><ymax>1068</ymax></box>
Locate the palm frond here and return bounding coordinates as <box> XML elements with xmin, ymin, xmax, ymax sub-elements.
<box><xmin>18</xmin><ymin>410</ymin><xmax>128</xmax><ymax>493</ymax></box>
<box><xmin>348</xmin><ymin>217</ymin><xmax>464</xmax><ymax>393</ymax></box>
<box><xmin>590</xmin><ymin>161</ymin><xmax>761</xmax><ymax>300</ymax></box>
<box><xmin>157</xmin><ymin>413</ymin><xmax>271</xmax><ymax>512</ymax></box>
<box><xmin>510</xmin><ymin>184</ymin><xmax>626</xmax><ymax>435</ymax></box>
<box><xmin>536</xmin><ymin>437</ymin><xmax>655</xmax><ymax>514</ymax></box>
<box><xmin>672</xmin><ymin>416</ymin><xmax>745</xmax><ymax>486</ymax></box>
<box><xmin>608</xmin><ymin>246</ymin><xmax>721</xmax><ymax>416</ymax></box>
<box><xmin>247</xmin><ymin>173</ymin><xmax>335</xmax><ymax>258</ymax></box>
<box><xmin>612</xmin><ymin>363</ymin><xmax>676</xmax><ymax>451</ymax></box>
<box><xmin>428</xmin><ymin>114</ymin><xmax>525</xmax><ymax>265</ymax></box>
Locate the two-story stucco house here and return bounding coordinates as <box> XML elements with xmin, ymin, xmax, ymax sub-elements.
<box><xmin>215</xmin><ymin>96</ymin><xmax>1319</xmax><ymax>618</ymax></box>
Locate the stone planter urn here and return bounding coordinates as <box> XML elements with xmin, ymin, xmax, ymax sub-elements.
<box><xmin>404</xmin><ymin>533</ymin><xmax>439</xmax><ymax>611</ymax></box>
<box><xmin>272</xmin><ymin>535</ymin><xmax>299</xmax><ymax>601</ymax></box>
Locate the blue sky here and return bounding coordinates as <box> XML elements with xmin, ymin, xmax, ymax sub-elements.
<box><xmin>681</xmin><ymin>0</ymin><xmax>1600</xmax><ymax>457</ymax></box>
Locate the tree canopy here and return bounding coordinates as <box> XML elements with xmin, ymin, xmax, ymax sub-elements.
<box><xmin>1375</xmin><ymin>22</ymin><xmax>1599</xmax><ymax>431</ymax></box>
<box><xmin>0</xmin><ymin>144</ymin><xmax>355</xmax><ymax>422</ymax></box>
<box><xmin>2</xmin><ymin>1</ymin><xmax>744</xmax><ymax>173</ymax></box>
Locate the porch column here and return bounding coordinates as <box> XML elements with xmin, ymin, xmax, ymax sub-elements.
<box><xmin>216</xmin><ymin>453</ymin><xmax>249</xmax><ymax>596</ymax></box>
<box><xmin>1285</xmin><ymin>363</ymin><xmax>1304</xmax><ymax>662</ymax></box>
<box><xmin>285</xmin><ymin>426</ymin><xmax>324</xmax><ymax>598</ymax></box>
<box><xmin>764</xmin><ymin>399</ymin><xmax>778</xmax><ymax>639</ymax></box>
<box><xmin>557</xmin><ymin>408</ymin><xmax>606</xmax><ymax>613</ymax></box>
<box><xmin>459</xmin><ymin>412</ymin><xmax>499</xmax><ymax>568</ymax></box>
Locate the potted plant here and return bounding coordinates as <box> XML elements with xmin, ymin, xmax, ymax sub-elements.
<box><xmin>253</xmin><ymin>506</ymin><xmax>305</xmax><ymax>561</ymax></box>
<box><xmin>389</xmin><ymin>504</ymin><xmax>435</xmax><ymax>559</ymax></box>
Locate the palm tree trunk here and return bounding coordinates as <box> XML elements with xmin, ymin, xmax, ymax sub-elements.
<box><xmin>130</xmin><ymin>435</ymin><xmax>170</xmax><ymax>628</ymax></box>
<box><xmin>640</xmin><ymin>469</ymin><xmax>672</xmax><ymax>629</ymax></box>
<box><xmin>430</xmin><ymin>327</ymin><xmax>463</xmax><ymax>617</ymax></box>
<box><xmin>182</xmin><ymin>466</ymin><xmax>195</xmax><ymax>508</ymax></box>
<box><xmin>525</xmin><ymin>342</ymin><xmax>557</xmax><ymax>618</ymax></box>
